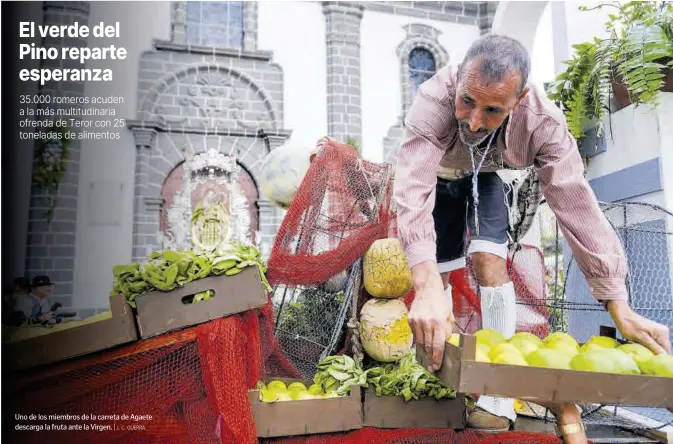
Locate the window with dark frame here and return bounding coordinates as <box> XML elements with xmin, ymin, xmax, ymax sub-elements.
<box><xmin>408</xmin><ymin>47</ymin><xmax>436</xmax><ymax>99</ymax></box>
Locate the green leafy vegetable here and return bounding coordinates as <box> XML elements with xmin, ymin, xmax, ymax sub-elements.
<box><xmin>364</xmin><ymin>353</ymin><xmax>457</xmax><ymax>401</ymax></box>
<box><xmin>110</xmin><ymin>241</ymin><xmax>271</xmax><ymax>308</ymax></box>
<box><xmin>313</xmin><ymin>353</ymin><xmax>475</xmax><ymax>405</ymax></box>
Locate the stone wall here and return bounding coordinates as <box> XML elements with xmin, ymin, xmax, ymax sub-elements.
<box><xmin>24</xmin><ymin>1</ymin><xmax>90</xmax><ymax>308</ymax></box>
<box><xmin>130</xmin><ymin>40</ymin><xmax>290</xmax><ymax>261</ymax></box>
<box><xmin>323</xmin><ymin>1</ymin><xmax>364</xmax><ymax>148</ymax></box>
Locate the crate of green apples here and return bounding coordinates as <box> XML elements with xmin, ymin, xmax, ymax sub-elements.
<box><xmin>417</xmin><ymin>328</ymin><xmax>673</xmax><ymax>408</ymax></box>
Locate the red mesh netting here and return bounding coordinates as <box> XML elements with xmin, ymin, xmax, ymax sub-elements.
<box><xmin>4</xmin><ymin>139</ymin><xmax>562</xmax><ymax>444</ymax></box>
<box><xmin>266</xmin><ymin>140</ymin><xmax>394</xmax><ymax>287</ymax></box>
<box><xmin>262</xmin><ymin>427</ymin><xmax>564</xmax><ymax>444</ymax></box>
<box><xmin>3</xmin><ymin>302</ymin><xmax>289</xmax><ymax>444</ymax></box>
<box><xmin>442</xmin><ymin>245</ymin><xmax>552</xmax><ymax>339</ymax></box>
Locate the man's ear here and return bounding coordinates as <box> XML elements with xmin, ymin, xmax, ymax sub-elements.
<box><xmin>513</xmin><ymin>86</ymin><xmax>530</xmax><ymax>110</ymax></box>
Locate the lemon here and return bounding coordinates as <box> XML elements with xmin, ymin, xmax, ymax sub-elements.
<box><xmin>267</xmin><ymin>380</ymin><xmax>287</xmax><ymax>392</ymax></box>
<box><xmin>475</xmin><ymin>329</ymin><xmax>506</xmax><ymax>347</ymax></box>
<box><xmin>570</xmin><ymin>350</ymin><xmax>616</xmax><ymax>373</ymax></box>
<box><xmin>545</xmin><ymin>341</ymin><xmax>579</xmax><ymax>358</ymax></box>
<box><xmin>259</xmin><ymin>387</ymin><xmax>280</xmax><ymax>402</ymax></box>
<box><xmin>489</xmin><ymin>343</ymin><xmax>522</xmax><ymax>361</ymax></box>
<box><xmin>287</xmin><ymin>382</ymin><xmax>308</xmax><ymax>392</ymax></box>
<box><xmin>602</xmin><ymin>349</ymin><xmax>640</xmax><ymax>375</ymax></box>
<box><xmin>617</xmin><ymin>343</ymin><xmax>654</xmax><ymax>369</ymax></box>
<box><xmin>579</xmin><ymin>343</ymin><xmax>605</xmax><ymax>353</ymax></box>
<box><xmin>569</xmin><ymin>348</ymin><xmax>639</xmax><ymax>374</ymax></box>
<box><xmin>323</xmin><ymin>391</ymin><xmax>342</xmax><ymax>398</ymax></box>
<box><xmin>526</xmin><ymin>348</ymin><xmax>572</xmax><ymax>369</ymax></box>
<box><xmin>584</xmin><ymin>335</ymin><xmax>621</xmax><ymax>349</ymax></box>
<box><xmin>308</xmin><ymin>383</ymin><xmax>324</xmax><ymax>396</ymax></box>
<box><xmin>491</xmin><ymin>350</ymin><xmax>529</xmax><ymax>366</ymax></box>
<box><xmin>510</xmin><ymin>332</ymin><xmax>544</xmax><ymax>347</ymax></box>
<box><xmin>447</xmin><ymin>333</ymin><xmax>461</xmax><ymax>347</ymax></box>
<box><xmin>544</xmin><ymin>332</ymin><xmax>580</xmax><ymax>352</ymax></box>
<box><xmin>509</xmin><ymin>335</ymin><xmax>542</xmax><ymax>357</ymax></box>
<box><xmin>640</xmin><ymin>354</ymin><xmax>673</xmax><ymax>377</ymax></box>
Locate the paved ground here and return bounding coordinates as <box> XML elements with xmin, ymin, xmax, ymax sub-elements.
<box><xmin>515</xmin><ymin>416</ymin><xmax>660</xmax><ymax>443</ymax></box>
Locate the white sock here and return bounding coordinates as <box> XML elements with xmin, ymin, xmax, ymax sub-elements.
<box><xmin>476</xmin><ymin>395</ymin><xmax>517</xmax><ymax>423</ymax></box>
<box><xmin>480</xmin><ymin>282</ymin><xmax>517</xmax><ymax>340</ymax></box>
<box><xmin>476</xmin><ymin>282</ymin><xmax>517</xmax><ymax>422</ymax></box>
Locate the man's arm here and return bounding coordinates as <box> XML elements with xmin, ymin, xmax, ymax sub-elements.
<box><xmin>534</xmin><ymin>121</ymin><xmax>628</xmax><ymax>303</ymax></box>
<box><xmin>534</xmin><ymin>121</ymin><xmax>670</xmax><ymax>354</ymax></box>
<box><xmin>393</xmin><ymin>83</ymin><xmax>454</xmax><ymax>370</ymax></box>
<box><xmin>394</xmin><ymin>89</ymin><xmax>451</xmax><ymax>274</ymax></box>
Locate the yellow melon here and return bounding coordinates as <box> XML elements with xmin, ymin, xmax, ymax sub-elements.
<box><xmin>363</xmin><ymin>238</ymin><xmax>413</xmax><ymax>298</ymax></box>
<box><xmin>359</xmin><ymin>298</ymin><xmax>413</xmax><ymax>362</ymax></box>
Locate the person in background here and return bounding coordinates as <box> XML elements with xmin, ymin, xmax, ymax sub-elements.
<box><xmin>13</xmin><ymin>275</ymin><xmax>61</xmax><ymax>325</ymax></box>
<box><xmin>393</xmin><ymin>33</ymin><xmax>670</xmax><ymax>442</ymax></box>
<box><xmin>2</xmin><ymin>277</ymin><xmax>31</xmax><ymax>325</ymax></box>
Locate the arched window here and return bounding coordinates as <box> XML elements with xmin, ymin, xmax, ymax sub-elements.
<box><xmin>185</xmin><ymin>1</ymin><xmax>244</xmax><ymax>49</ymax></box>
<box><xmin>408</xmin><ymin>48</ymin><xmax>436</xmax><ymax>98</ymax></box>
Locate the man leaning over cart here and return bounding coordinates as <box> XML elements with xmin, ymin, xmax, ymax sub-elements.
<box><xmin>392</xmin><ymin>33</ymin><xmax>671</xmax><ymax>442</ymax></box>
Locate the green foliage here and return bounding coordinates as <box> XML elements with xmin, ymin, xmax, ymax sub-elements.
<box><xmin>313</xmin><ymin>353</ymin><xmax>472</xmax><ymax>404</ymax></box>
<box><xmin>547</xmin><ymin>1</ymin><xmax>673</xmax><ymax>140</ymax></box>
<box><xmin>546</xmin><ymin>269</ymin><xmax>569</xmax><ymax>334</ymax></box>
<box><xmin>345</xmin><ymin>136</ymin><xmax>360</xmax><ymax>153</ymax></box>
<box><xmin>32</xmin><ymin>124</ymin><xmax>71</xmax><ymax>223</ymax></box>
<box><xmin>279</xmin><ymin>287</ymin><xmax>345</xmax><ymax>344</ymax></box>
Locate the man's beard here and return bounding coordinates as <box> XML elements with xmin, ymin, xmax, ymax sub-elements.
<box><xmin>458</xmin><ymin>120</ymin><xmax>494</xmax><ymax>147</ymax></box>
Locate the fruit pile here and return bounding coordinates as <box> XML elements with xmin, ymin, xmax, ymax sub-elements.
<box><xmin>359</xmin><ymin>238</ymin><xmax>415</xmax><ymax>363</ymax></box>
<box><xmin>256</xmin><ymin>353</ymin><xmax>463</xmax><ymax>404</ymax></box>
<box><xmin>256</xmin><ymin>380</ymin><xmax>342</xmax><ymax>402</ymax></box>
<box><xmin>257</xmin><ymin>356</ymin><xmax>363</xmax><ymax>403</ymax></box>
<box><xmin>449</xmin><ymin>329</ymin><xmax>673</xmax><ymax>377</ymax></box>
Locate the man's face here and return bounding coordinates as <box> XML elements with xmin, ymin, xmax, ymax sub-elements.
<box><xmin>455</xmin><ymin>58</ymin><xmax>529</xmax><ymax>146</ymax></box>
<box><xmin>34</xmin><ymin>285</ymin><xmax>52</xmax><ymax>298</ymax></box>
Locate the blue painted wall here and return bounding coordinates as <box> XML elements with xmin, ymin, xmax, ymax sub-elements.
<box><xmin>564</xmin><ymin>218</ymin><xmax>673</xmax><ymax>348</ymax></box>
<box><xmin>588</xmin><ymin>158</ymin><xmax>662</xmax><ymax>203</ymax></box>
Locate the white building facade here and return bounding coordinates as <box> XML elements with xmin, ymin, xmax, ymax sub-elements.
<box><xmin>13</xmin><ymin>1</ymin><xmax>497</xmax><ymax>313</ymax></box>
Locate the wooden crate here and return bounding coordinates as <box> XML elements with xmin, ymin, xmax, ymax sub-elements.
<box><xmin>417</xmin><ymin>332</ymin><xmax>673</xmax><ymax>408</ymax></box>
<box><xmin>5</xmin><ymin>294</ymin><xmax>138</xmax><ymax>371</ymax></box>
<box><xmin>249</xmin><ymin>378</ymin><xmax>363</xmax><ymax>437</ymax></box>
<box><xmin>135</xmin><ymin>267</ymin><xmax>267</xmax><ymax>339</ymax></box>
<box><xmin>363</xmin><ymin>388</ymin><xmax>466</xmax><ymax>429</ymax></box>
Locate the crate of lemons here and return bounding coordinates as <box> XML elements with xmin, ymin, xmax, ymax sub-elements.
<box><xmin>448</xmin><ymin>328</ymin><xmax>673</xmax><ymax>378</ymax></box>
<box><xmin>256</xmin><ymin>380</ymin><xmax>339</xmax><ymax>402</ymax></box>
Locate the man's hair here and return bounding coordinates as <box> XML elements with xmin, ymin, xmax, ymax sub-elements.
<box><xmin>459</xmin><ymin>33</ymin><xmax>530</xmax><ymax>94</ymax></box>
<box><xmin>13</xmin><ymin>277</ymin><xmax>30</xmax><ymax>292</ymax></box>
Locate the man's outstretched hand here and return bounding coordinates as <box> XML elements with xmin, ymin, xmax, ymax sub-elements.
<box><xmin>607</xmin><ymin>300</ymin><xmax>671</xmax><ymax>355</ymax></box>
<box><xmin>408</xmin><ymin>261</ymin><xmax>454</xmax><ymax>372</ymax></box>
<box><xmin>609</xmin><ymin>300</ymin><xmax>673</xmax><ymax>414</ymax></box>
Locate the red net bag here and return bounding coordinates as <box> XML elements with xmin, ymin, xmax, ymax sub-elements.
<box><xmin>3</xmin><ymin>305</ymin><xmax>284</xmax><ymax>444</ymax></box>
<box><xmin>267</xmin><ymin>139</ymin><xmax>394</xmax><ymax>288</ymax></box>
<box><xmin>262</xmin><ymin>427</ymin><xmax>566</xmax><ymax>444</ymax></box>
<box><xmin>265</xmin><ymin>139</ymin><xmax>396</xmax><ymax>378</ymax></box>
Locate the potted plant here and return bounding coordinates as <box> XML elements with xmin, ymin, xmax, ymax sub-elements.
<box><xmin>547</xmin><ymin>1</ymin><xmax>673</xmax><ymax>146</ymax></box>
